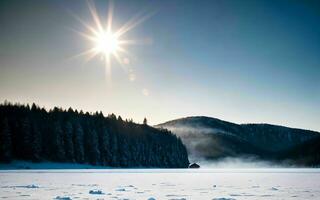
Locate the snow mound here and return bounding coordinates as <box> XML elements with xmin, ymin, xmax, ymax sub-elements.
<box><xmin>212</xmin><ymin>198</ymin><xmax>236</xmax><ymax>200</ymax></box>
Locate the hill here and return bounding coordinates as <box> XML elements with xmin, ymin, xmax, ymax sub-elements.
<box><xmin>156</xmin><ymin>116</ymin><xmax>319</xmax><ymax>166</ymax></box>
<box><xmin>0</xmin><ymin>102</ymin><xmax>189</xmax><ymax>168</ymax></box>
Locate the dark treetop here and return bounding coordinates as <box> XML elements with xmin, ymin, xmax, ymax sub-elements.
<box><xmin>0</xmin><ymin>102</ymin><xmax>189</xmax><ymax>168</ymax></box>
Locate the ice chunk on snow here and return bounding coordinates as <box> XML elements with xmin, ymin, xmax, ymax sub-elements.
<box><xmin>126</xmin><ymin>185</ymin><xmax>134</xmax><ymax>187</ymax></box>
<box><xmin>5</xmin><ymin>184</ymin><xmax>40</xmax><ymax>189</ymax></box>
<box><xmin>25</xmin><ymin>184</ymin><xmax>39</xmax><ymax>188</ymax></box>
<box><xmin>89</xmin><ymin>190</ymin><xmax>104</xmax><ymax>194</ymax></box>
<box><xmin>54</xmin><ymin>196</ymin><xmax>72</xmax><ymax>200</ymax></box>
<box><xmin>148</xmin><ymin>198</ymin><xmax>156</xmax><ymax>200</ymax></box>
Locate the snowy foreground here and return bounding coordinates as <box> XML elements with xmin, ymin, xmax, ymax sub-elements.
<box><xmin>1</xmin><ymin>169</ymin><xmax>320</xmax><ymax>200</ymax></box>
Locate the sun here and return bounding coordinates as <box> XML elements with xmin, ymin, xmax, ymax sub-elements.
<box><xmin>93</xmin><ymin>31</ymin><xmax>119</xmax><ymax>56</ymax></box>
<box><xmin>72</xmin><ymin>1</ymin><xmax>153</xmax><ymax>79</ymax></box>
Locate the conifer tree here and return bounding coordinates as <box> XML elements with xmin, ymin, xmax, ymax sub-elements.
<box><xmin>31</xmin><ymin>121</ymin><xmax>42</xmax><ymax>161</ymax></box>
<box><xmin>74</xmin><ymin>121</ymin><xmax>85</xmax><ymax>163</ymax></box>
<box><xmin>21</xmin><ymin>118</ymin><xmax>32</xmax><ymax>160</ymax></box>
<box><xmin>100</xmin><ymin>127</ymin><xmax>111</xmax><ymax>165</ymax></box>
<box><xmin>51</xmin><ymin>121</ymin><xmax>66</xmax><ymax>161</ymax></box>
<box><xmin>64</xmin><ymin>121</ymin><xmax>74</xmax><ymax>162</ymax></box>
<box><xmin>0</xmin><ymin>118</ymin><xmax>12</xmax><ymax>162</ymax></box>
<box><xmin>143</xmin><ymin>117</ymin><xmax>147</xmax><ymax>125</ymax></box>
<box><xmin>87</xmin><ymin>128</ymin><xmax>100</xmax><ymax>165</ymax></box>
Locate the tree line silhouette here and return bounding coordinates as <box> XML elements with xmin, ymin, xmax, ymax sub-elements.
<box><xmin>0</xmin><ymin>102</ymin><xmax>189</xmax><ymax>168</ymax></box>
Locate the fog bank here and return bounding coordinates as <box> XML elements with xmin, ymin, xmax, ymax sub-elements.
<box><xmin>193</xmin><ymin>157</ymin><xmax>292</xmax><ymax>168</ymax></box>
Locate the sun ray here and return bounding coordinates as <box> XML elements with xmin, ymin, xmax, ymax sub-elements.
<box><xmin>112</xmin><ymin>51</ymin><xmax>123</xmax><ymax>65</ymax></box>
<box><xmin>84</xmin><ymin>48</ymin><xmax>99</xmax><ymax>62</ymax></box>
<box><xmin>105</xmin><ymin>53</ymin><xmax>111</xmax><ymax>81</ymax></box>
<box><xmin>68</xmin><ymin>10</ymin><xmax>99</xmax><ymax>36</ymax></box>
<box><xmin>106</xmin><ymin>0</ymin><xmax>114</xmax><ymax>32</ymax></box>
<box><xmin>87</xmin><ymin>0</ymin><xmax>104</xmax><ymax>33</ymax></box>
<box><xmin>68</xmin><ymin>48</ymin><xmax>96</xmax><ymax>62</ymax></box>
<box><xmin>115</xmin><ymin>11</ymin><xmax>155</xmax><ymax>37</ymax></box>
<box><xmin>117</xmin><ymin>46</ymin><xmax>135</xmax><ymax>58</ymax></box>
<box><xmin>118</xmin><ymin>38</ymin><xmax>152</xmax><ymax>45</ymax></box>
<box><xmin>69</xmin><ymin>28</ymin><xmax>97</xmax><ymax>42</ymax></box>
<box><xmin>112</xmin><ymin>51</ymin><xmax>129</xmax><ymax>72</ymax></box>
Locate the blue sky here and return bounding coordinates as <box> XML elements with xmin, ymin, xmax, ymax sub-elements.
<box><xmin>0</xmin><ymin>0</ymin><xmax>319</xmax><ymax>131</ymax></box>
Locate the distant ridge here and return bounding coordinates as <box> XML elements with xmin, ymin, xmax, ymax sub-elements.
<box><xmin>156</xmin><ymin>116</ymin><xmax>320</xmax><ymax>167</ymax></box>
<box><xmin>160</xmin><ymin>116</ymin><xmax>317</xmax><ymax>133</ymax></box>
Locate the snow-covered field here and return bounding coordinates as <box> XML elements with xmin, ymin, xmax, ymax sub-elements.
<box><xmin>1</xmin><ymin>168</ymin><xmax>320</xmax><ymax>200</ymax></box>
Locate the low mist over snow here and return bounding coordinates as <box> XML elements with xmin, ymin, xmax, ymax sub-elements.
<box><xmin>195</xmin><ymin>157</ymin><xmax>289</xmax><ymax>169</ymax></box>
<box><xmin>157</xmin><ymin>116</ymin><xmax>320</xmax><ymax>167</ymax></box>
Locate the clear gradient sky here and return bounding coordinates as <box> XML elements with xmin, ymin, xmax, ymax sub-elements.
<box><xmin>0</xmin><ymin>0</ymin><xmax>319</xmax><ymax>131</ymax></box>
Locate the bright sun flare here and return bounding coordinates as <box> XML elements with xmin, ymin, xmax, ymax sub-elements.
<box><xmin>93</xmin><ymin>31</ymin><xmax>119</xmax><ymax>56</ymax></box>
<box><xmin>72</xmin><ymin>1</ymin><xmax>153</xmax><ymax>79</ymax></box>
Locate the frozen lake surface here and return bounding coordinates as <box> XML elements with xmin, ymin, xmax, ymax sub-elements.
<box><xmin>1</xmin><ymin>168</ymin><xmax>320</xmax><ymax>200</ymax></box>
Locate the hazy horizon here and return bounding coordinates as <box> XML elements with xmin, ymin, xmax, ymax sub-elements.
<box><xmin>1</xmin><ymin>0</ymin><xmax>319</xmax><ymax>131</ymax></box>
